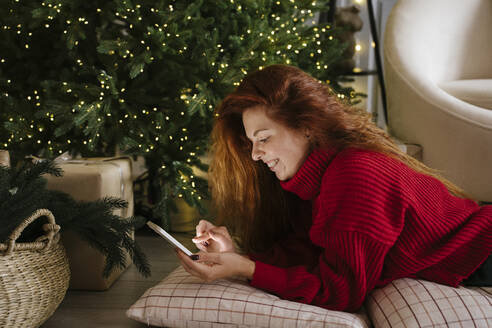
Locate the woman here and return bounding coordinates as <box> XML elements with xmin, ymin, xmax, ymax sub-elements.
<box><xmin>176</xmin><ymin>64</ymin><xmax>492</xmax><ymax>312</ymax></box>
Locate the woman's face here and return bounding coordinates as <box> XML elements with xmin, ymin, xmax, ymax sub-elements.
<box><xmin>242</xmin><ymin>106</ymin><xmax>311</xmax><ymax>181</ymax></box>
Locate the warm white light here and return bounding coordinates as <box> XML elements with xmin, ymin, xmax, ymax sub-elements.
<box><xmin>355</xmin><ymin>44</ymin><xmax>362</xmax><ymax>52</ymax></box>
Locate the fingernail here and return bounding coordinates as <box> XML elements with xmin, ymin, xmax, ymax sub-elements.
<box><xmin>190</xmin><ymin>254</ymin><xmax>199</xmax><ymax>261</ymax></box>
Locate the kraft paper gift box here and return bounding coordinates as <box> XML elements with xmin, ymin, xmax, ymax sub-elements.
<box><xmin>45</xmin><ymin>157</ymin><xmax>134</xmax><ymax>290</ymax></box>
<box><xmin>0</xmin><ymin>150</ymin><xmax>10</xmax><ymax>167</ymax></box>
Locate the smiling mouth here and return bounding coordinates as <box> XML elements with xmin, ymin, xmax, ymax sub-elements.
<box><xmin>266</xmin><ymin>159</ymin><xmax>279</xmax><ymax>170</ymax></box>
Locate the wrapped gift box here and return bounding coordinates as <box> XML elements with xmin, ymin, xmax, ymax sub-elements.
<box><xmin>0</xmin><ymin>150</ymin><xmax>10</xmax><ymax>167</ymax></box>
<box><xmin>45</xmin><ymin>157</ymin><xmax>134</xmax><ymax>290</ymax></box>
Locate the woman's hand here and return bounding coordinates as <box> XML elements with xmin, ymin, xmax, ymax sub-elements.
<box><xmin>175</xmin><ymin>248</ymin><xmax>255</xmax><ymax>282</ymax></box>
<box><xmin>192</xmin><ymin>219</ymin><xmax>235</xmax><ymax>253</ymax></box>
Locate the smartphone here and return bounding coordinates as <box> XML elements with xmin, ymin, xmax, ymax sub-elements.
<box><xmin>146</xmin><ymin>221</ymin><xmax>193</xmax><ymax>257</ymax></box>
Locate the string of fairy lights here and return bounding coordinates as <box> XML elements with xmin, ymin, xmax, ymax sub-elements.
<box><xmin>1</xmin><ymin>0</ymin><xmax>350</xmax><ymax>164</ymax></box>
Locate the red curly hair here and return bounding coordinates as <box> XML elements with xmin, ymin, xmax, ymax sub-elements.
<box><xmin>210</xmin><ymin>64</ymin><xmax>469</xmax><ymax>253</ymax></box>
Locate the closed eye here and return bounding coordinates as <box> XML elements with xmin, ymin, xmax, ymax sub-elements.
<box><xmin>259</xmin><ymin>137</ymin><xmax>270</xmax><ymax>144</ymax></box>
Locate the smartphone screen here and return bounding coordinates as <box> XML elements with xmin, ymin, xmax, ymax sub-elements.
<box><xmin>146</xmin><ymin>221</ymin><xmax>193</xmax><ymax>256</ymax></box>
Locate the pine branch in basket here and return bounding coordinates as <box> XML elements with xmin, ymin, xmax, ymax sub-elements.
<box><xmin>0</xmin><ymin>159</ymin><xmax>151</xmax><ymax>278</ymax></box>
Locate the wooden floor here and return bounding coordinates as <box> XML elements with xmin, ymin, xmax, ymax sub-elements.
<box><xmin>41</xmin><ymin>228</ymin><xmax>197</xmax><ymax>328</ymax></box>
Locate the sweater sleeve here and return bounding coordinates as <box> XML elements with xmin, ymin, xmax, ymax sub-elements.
<box><xmin>250</xmin><ymin>231</ymin><xmax>392</xmax><ymax>311</ymax></box>
<box><xmin>249</xmin><ymin>230</ymin><xmax>322</xmax><ymax>268</ymax></box>
<box><xmin>250</xmin><ymin>150</ymin><xmax>407</xmax><ymax>311</ymax></box>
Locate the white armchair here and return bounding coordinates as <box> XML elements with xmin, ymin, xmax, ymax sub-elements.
<box><xmin>383</xmin><ymin>0</ymin><xmax>492</xmax><ymax>202</ymax></box>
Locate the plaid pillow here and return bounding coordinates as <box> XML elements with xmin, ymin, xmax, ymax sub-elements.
<box><xmin>366</xmin><ymin>278</ymin><xmax>492</xmax><ymax>328</ymax></box>
<box><xmin>126</xmin><ymin>266</ymin><xmax>371</xmax><ymax>328</ymax></box>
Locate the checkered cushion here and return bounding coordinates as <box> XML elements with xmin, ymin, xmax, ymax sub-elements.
<box><xmin>126</xmin><ymin>266</ymin><xmax>371</xmax><ymax>328</ymax></box>
<box><xmin>366</xmin><ymin>278</ymin><xmax>492</xmax><ymax>328</ymax></box>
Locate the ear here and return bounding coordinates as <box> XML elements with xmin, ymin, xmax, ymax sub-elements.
<box><xmin>304</xmin><ymin>128</ymin><xmax>311</xmax><ymax>139</ymax></box>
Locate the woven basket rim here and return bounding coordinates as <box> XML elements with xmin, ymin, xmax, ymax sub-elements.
<box><xmin>0</xmin><ymin>234</ymin><xmax>61</xmax><ymax>253</ymax></box>
<box><xmin>0</xmin><ymin>209</ymin><xmax>61</xmax><ymax>254</ymax></box>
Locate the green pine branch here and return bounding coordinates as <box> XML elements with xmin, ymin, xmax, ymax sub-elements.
<box><xmin>0</xmin><ymin>159</ymin><xmax>151</xmax><ymax>278</ymax></box>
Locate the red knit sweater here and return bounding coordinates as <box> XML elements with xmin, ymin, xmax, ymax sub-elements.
<box><xmin>249</xmin><ymin>148</ymin><xmax>492</xmax><ymax>312</ymax></box>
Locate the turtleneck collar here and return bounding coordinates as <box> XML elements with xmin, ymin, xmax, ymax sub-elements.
<box><xmin>279</xmin><ymin>148</ymin><xmax>339</xmax><ymax>200</ymax></box>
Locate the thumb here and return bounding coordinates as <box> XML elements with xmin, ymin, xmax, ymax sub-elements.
<box><xmin>192</xmin><ymin>233</ymin><xmax>210</xmax><ymax>243</ymax></box>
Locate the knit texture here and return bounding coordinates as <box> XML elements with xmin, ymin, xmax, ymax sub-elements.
<box><xmin>249</xmin><ymin>148</ymin><xmax>492</xmax><ymax>312</ymax></box>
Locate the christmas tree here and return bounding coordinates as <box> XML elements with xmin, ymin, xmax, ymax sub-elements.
<box><xmin>0</xmin><ymin>0</ymin><xmax>359</xmax><ymax>228</ymax></box>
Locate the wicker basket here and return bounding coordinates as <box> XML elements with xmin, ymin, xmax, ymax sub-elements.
<box><xmin>0</xmin><ymin>209</ymin><xmax>70</xmax><ymax>328</ymax></box>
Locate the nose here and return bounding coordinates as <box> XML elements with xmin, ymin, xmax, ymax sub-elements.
<box><xmin>251</xmin><ymin>143</ymin><xmax>263</xmax><ymax>161</ymax></box>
